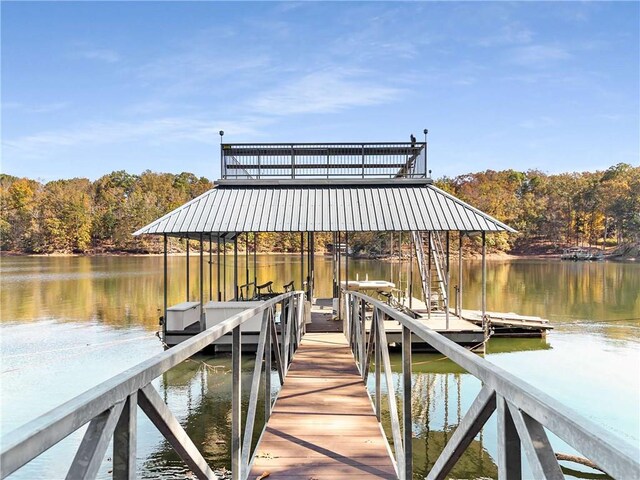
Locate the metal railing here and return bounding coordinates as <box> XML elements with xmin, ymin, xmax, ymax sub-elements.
<box><xmin>0</xmin><ymin>291</ymin><xmax>306</xmax><ymax>480</ymax></box>
<box><xmin>342</xmin><ymin>290</ymin><xmax>640</xmax><ymax>480</ymax></box>
<box><xmin>221</xmin><ymin>142</ymin><xmax>427</xmax><ymax>179</ymax></box>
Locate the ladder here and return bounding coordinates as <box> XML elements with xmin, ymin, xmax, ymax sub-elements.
<box><xmin>412</xmin><ymin>231</ymin><xmax>448</xmax><ymax>310</ymax></box>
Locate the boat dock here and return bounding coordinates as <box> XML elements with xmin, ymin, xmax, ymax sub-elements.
<box><xmin>249</xmin><ymin>332</ymin><xmax>396</xmax><ymax>479</ymax></box>
<box><xmin>165</xmin><ymin>297</ymin><xmax>488</xmax><ymax>351</ymax></box>
<box><xmin>0</xmin><ymin>130</ymin><xmax>635</xmax><ymax>479</ymax></box>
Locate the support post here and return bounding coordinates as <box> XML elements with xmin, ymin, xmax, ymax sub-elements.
<box><xmin>402</xmin><ymin>326</ymin><xmax>413</xmax><ymax>478</ymax></box>
<box><xmin>458</xmin><ymin>232</ymin><xmax>463</xmax><ymax>317</ymax></box>
<box><xmin>482</xmin><ymin>231</ymin><xmax>487</xmax><ymax>336</ymax></box>
<box><xmin>497</xmin><ymin>395</ymin><xmax>521</xmax><ymax>480</ymax></box>
<box><xmin>360</xmin><ymin>299</ymin><xmax>366</xmax><ymax>374</ymax></box>
<box><xmin>245</xmin><ymin>233</ymin><xmax>249</xmax><ymax>295</ymax></box>
<box><xmin>253</xmin><ymin>234</ymin><xmax>257</xmax><ymax>297</ymax></box>
<box><xmin>209</xmin><ymin>237</ymin><xmax>213</xmax><ymax>301</ymax></box>
<box><xmin>445</xmin><ymin>231</ymin><xmax>450</xmax><ymax>330</ymax></box>
<box><xmin>113</xmin><ymin>393</ymin><xmax>137</xmax><ymax>480</ymax></box>
<box><xmin>217</xmin><ymin>235</ymin><xmax>221</xmax><ymax>302</ymax></box>
<box><xmin>345</xmin><ymin>232</ymin><xmax>349</xmax><ymax>294</ymax></box>
<box><xmin>186</xmin><ymin>238</ymin><xmax>190</xmax><ymax>301</ymax></box>
<box><xmin>199</xmin><ymin>233</ymin><xmax>204</xmax><ymax>331</ymax></box>
<box><xmin>337</xmin><ymin>232</ymin><xmax>341</xmax><ymax>319</ymax></box>
<box><xmin>374</xmin><ymin>309</ymin><xmax>381</xmax><ymax>421</ymax></box>
<box><xmin>300</xmin><ymin>232</ymin><xmax>304</xmax><ymax>296</ymax></box>
<box><xmin>233</xmin><ymin>236</ymin><xmax>238</xmax><ymax>301</ymax></box>
<box><xmin>223</xmin><ymin>237</ymin><xmax>227</xmax><ymax>301</ymax></box>
<box><xmin>231</xmin><ymin>326</ymin><xmax>241</xmax><ymax>480</ymax></box>
<box><xmin>309</xmin><ymin>232</ymin><xmax>316</xmax><ymax>301</ymax></box>
<box><xmin>163</xmin><ymin>234</ymin><xmax>167</xmax><ymax>342</ymax></box>
<box><xmin>427</xmin><ymin>231</ymin><xmax>432</xmax><ymax>319</ymax></box>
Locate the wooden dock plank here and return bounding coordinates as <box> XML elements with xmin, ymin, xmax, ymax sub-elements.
<box><xmin>249</xmin><ymin>333</ymin><xmax>397</xmax><ymax>479</ymax></box>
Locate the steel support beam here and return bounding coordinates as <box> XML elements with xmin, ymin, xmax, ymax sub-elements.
<box><xmin>231</xmin><ymin>326</ymin><xmax>241</xmax><ymax>480</ymax></box>
<box><xmin>402</xmin><ymin>326</ymin><xmax>413</xmax><ymax>479</ymax></box>
<box><xmin>113</xmin><ymin>393</ymin><xmax>137</xmax><ymax>480</ymax></box>
<box><xmin>497</xmin><ymin>395</ymin><xmax>521</xmax><ymax>480</ymax></box>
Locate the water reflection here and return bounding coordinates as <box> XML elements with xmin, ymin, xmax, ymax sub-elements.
<box><xmin>142</xmin><ymin>354</ymin><xmax>273</xmax><ymax>479</ymax></box>
<box><xmin>1</xmin><ymin>256</ymin><xmax>638</xmax><ymax>479</ymax></box>
<box><xmin>2</xmin><ymin>257</ymin><xmax>637</xmax><ymax>343</ymax></box>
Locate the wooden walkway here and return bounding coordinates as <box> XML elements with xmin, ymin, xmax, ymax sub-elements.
<box><xmin>249</xmin><ymin>333</ymin><xmax>397</xmax><ymax>479</ymax></box>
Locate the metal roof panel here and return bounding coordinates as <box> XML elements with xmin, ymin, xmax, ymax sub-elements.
<box><xmin>133</xmin><ymin>184</ymin><xmax>516</xmax><ymax>236</ymax></box>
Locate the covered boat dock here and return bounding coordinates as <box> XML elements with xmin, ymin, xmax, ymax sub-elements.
<box><xmin>134</xmin><ymin>139</ymin><xmax>525</xmax><ymax>351</ymax></box>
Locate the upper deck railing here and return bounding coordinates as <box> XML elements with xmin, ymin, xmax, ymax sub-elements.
<box><xmin>221</xmin><ymin>142</ymin><xmax>428</xmax><ymax>180</ymax></box>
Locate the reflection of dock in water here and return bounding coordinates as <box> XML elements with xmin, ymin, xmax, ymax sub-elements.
<box><xmin>386</xmin><ymin>369</ymin><xmax>498</xmax><ymax>479</ymax></box>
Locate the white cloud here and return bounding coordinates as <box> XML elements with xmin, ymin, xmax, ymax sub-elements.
<box><xmin>135</xmin><ymin>51</ymin><xmax>271</xmax><ymax>96</ymax></box>
<box><xmin>477</xmin><ymin>22</ymin><xmax>533</xmax><ymax>47</ymax></box>
<box><xmin>252</xmin><ymin>70</ymin><xmax>402</xmax><ymax>115</ymax></box>
<box><xmin>2</xmin><ymin>102</ymin><xmax>69</xmax><ymax>114</ymax></box>
<box><xmin>509</xmin><ymin>45</ymin><xmax>571</xmax><ymax>68</ymax></box>
<box><xmin>3</xmin><ymin>116</ymin><xmax>270</xmax><ymax>157</ymax></box>
<box><xmin>75</xmin><ymin>49</ymin><xmax>121</xmax><ymax>63</ymax></box>
<box><xmin>519</xmin><ymin>116</ymin><xmax>559</xmax><ymax>129</ymax></box>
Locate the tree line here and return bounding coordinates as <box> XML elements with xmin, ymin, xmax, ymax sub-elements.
<box><xmin>1</xmin><ymin>164</ymin><xmax>638</xmax><ymax>255</ymax></box>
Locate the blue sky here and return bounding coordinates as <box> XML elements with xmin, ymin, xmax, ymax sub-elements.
<box><xmin>2</xmin><ymin>1</ymin><xmax>638</xmax><ymax>182</ymax></box>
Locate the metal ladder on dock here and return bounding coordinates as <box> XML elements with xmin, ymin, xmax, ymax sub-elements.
<box><xmin>412</xmin><ymin>231</ymin><xmax>447</xmax><ymax>311</ymax></box>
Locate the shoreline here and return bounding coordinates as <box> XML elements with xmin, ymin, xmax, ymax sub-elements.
<box><xmin>1</xmin><ymin>250</ymin><xmax>635</xmax><ymax>261</ymax></box>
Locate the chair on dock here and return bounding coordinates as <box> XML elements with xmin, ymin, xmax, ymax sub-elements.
<box><xmin>238</xmin><ymin>282</ymin><xmax>256</xmax><ymax>301</ymax></box>
<box><xmin>256</xmin><ymin>281</ymin><xmax>280</xmax><ymax>300</ymax></box>
<box><xmin>283</xmin><ymin>280</ymin><xmax>295</xmax><ymax>293</ymax></box>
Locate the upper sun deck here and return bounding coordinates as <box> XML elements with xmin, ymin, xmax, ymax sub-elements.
<box><xmin>220</xmin><ymin>141</ymin><xmax>428</xmax><ymax>180</ymax></box>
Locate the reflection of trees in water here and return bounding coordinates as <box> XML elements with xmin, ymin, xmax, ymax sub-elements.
<box><xmin>3</xmin><ymin>257</ymin><xmax>637</xmax><ymax>343</ymax></box>
<box><xmin>375</xmin><ymin>363</ymin><xmax>498</xmax><ymax>480</ymax></box>
<box><xmin>141</xmin><ymin>355</ymin><xmax>270</xmax><ymax>478</ymax></box>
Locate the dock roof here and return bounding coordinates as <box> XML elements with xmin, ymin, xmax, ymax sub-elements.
<box><xmin>134</xmin><ymin>179</ymin><xmax>516</xmax><ymax>238</ymax></box>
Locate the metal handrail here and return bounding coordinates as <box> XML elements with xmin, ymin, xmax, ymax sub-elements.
<box><xmin>221</xmin><ymin>142</ymin><xmax>428</xmax><ymax>180</ymax></box>
<box><xmin>1</xmin><ymin>291</ymin><xmax>306</xmax><ymax>480</ymax></box>
<box><xmin>342</xmin><ymin>290</ymin><xmax>640</xmax><ymax>480</ymax></box>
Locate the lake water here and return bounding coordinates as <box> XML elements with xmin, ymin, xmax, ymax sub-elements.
<box><xmin>1</xmin><ymin>255</ymin><xmax>638</xmax><ymax>479</ymax></box>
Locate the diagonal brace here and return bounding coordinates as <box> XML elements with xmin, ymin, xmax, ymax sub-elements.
<box><xmin>507</xmin><ymin>402</ymin><xmax>564</xmax><ymax>480</ymax></box>
<box><xmin>66</xmin><ymin>401</ymin><xmax>125</xmax><ymax>480</ymax></box>
<box><xmin>242</xmin><ymin>308</ymin><xmax>270</xmax><ymax>472</ymax></box>
<box><xmin>138</xmin><ymin>384</ymin><xmax>217</xmax><ymax>480</ymax></box>
<box><xmin>427</xmin><ymin>386</ymin><xmax>497</xmax><ymax>480</ymax></box>
<box><xmin>269</xmin><ymin>310</ymin><xmax>285</xmax><ymax>385</ymax></box>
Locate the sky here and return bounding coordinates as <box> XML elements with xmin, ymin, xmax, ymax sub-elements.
<box><xmin>1</xmin><ymin>1</ymin><xmax>639</xmax><ymax>182</ymax></box>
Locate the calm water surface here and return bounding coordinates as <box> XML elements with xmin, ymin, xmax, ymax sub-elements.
<box><xmin>1</xmin><ymin>256</ymin><xmax>639</xmax><ymax>479</ymax></box>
